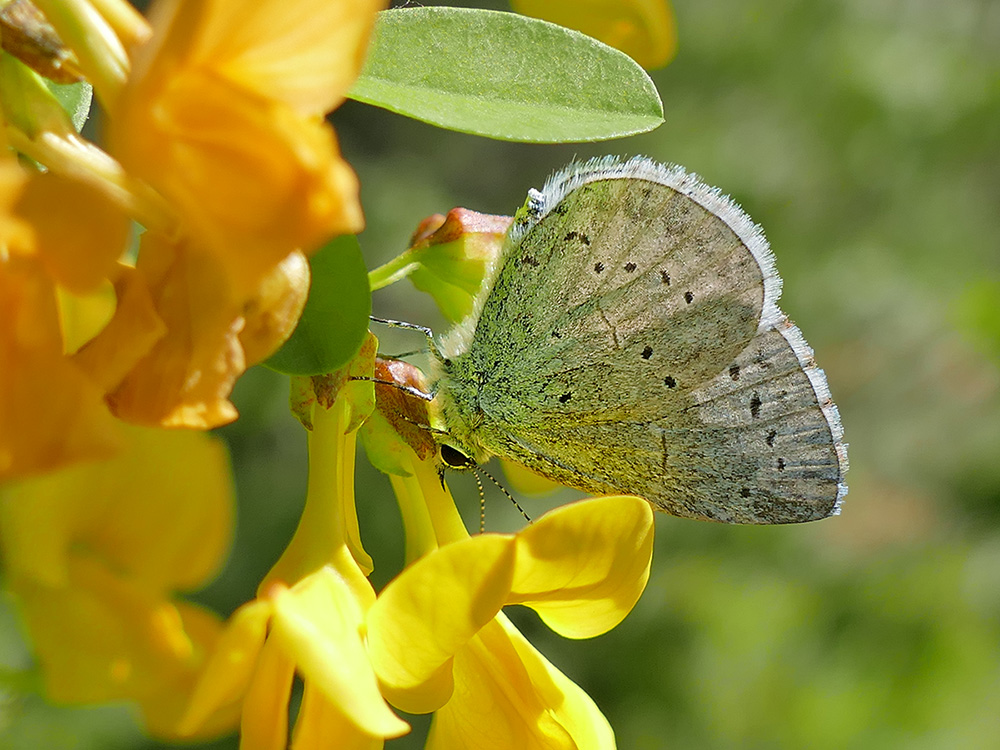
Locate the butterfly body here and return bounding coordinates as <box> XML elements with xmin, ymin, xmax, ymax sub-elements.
<box><xmin>430</xmin><ymin>157</ymin><xmax>847</xmax><ymax>524</ymax></box>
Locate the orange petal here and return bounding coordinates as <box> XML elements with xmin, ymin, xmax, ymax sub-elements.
<box><xmin>13</xmin><ymin>170</ymin><xmax>130</xmax><ymax>293</ymax></box>
<box><xmin>0</xmin><ymin>256</ymin><xmax>121</xmax><ymax>479</ymax></box>
<box><xmin>185</xmin><ymin>0</ymin><xmax>387</xmax><ymax>116</ymax></box>
<box><xmin>105</xmin><ymin>233</ymin><xmax>244</xmax><ymax>428</ymax></box>
<box><xmin>240</xmin><ymin>249</ymin><xmax>310</xmax><ymax>366</ymax></box>
<box><xmin>72</xmin><ymin>263</ymin><xmax>167</xmax><ymax>392</ymax></box>
<box><xmin>112</xmin><ymin>66</ymin><xmax>363</xmax><ymax>293</ymax></box>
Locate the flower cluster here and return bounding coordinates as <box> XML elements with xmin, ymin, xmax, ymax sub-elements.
<box><xmin>1</xmin><ymin>0</ymin><xmax>674</xmax><ymax>747</ymax></box>
<box><xmin>173</xmin><ymin>353</ymin><xmax>654</xmax><ymax>747</ymax></box>
<box><xmin>2</xmin><ymin>0</ymin><xmax>380</xmax><ymax>473</ymax></box>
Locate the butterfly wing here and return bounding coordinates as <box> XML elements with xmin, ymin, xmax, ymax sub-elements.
<box><xmin>436</xmin><ymin>157</ymin><xmax>847</xmax><ymax>523</ymax></box>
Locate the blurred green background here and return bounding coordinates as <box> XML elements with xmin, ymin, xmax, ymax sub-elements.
<box><xmin>4</xmin><ymin>0</ymin><xmax>1000</xmax><ymax>747</ymax></box>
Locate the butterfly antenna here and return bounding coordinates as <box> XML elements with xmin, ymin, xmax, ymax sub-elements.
<box><xmin>369</xmin><ymin>316</ymin><xmax>434</xmax><ymax>340</ymax></box>
<box><xmin>470</xmin><ymin>469</ymin><xmax>487</xmax><ymax>533</ymax></box>
<box><xmin>478</xmin><ymin>465</ymin><xmax>531</xmax><ymax>524</ymax></box>
<box><xmin>348</xmin><ymin>376</ymin><xmax>434</xmax><ymax>401</ymax></box>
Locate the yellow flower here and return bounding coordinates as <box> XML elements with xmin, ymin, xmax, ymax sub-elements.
<box><xmin>179</xmin><ymin>352</ymin><xmax>410</xmax><ymax>747</ymax></box>
<box><xmin>0</xmin><ymin>426</ymin><xmax>237</xmax><ymax>739</ymax></box>
<box><xmin>367</xmin><ymin>442</ymin><xmax>655</xmax><ymax>748</ymax></box>
<box><xmin>511</xmin><ymin>0</ymin><xmax>678</xmax><ymax>70</ymax></box>
<box><xmin>109</xmin><ymin>0</ymin><xmax>385</xmax><ymax>294</ymax></box>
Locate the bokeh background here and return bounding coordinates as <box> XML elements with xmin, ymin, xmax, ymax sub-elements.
<box><xmin>4</xmin><ymin>0</ymin><xmax>1000</xmax><ymax>747</ymax></box>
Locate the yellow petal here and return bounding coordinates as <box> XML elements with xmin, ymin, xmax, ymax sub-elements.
<box><xmin>0</xmin><ymin>256</ymin><xmax>121</xmax><ymax>479</ymax></box>
<box><xmin>426</xmin><ymin>614</ymin><xmax>613</xmax><ymax>750</ymax></box>
<box><xmin>367</xmin><ymin>535</ymin><xmax>515</xmax><ymax>714</ymax></box>
<box><xmin>178</xmin><ymin>599</ymin><xmax>272</xmax><ymax>736</ymax></box>
<box><xmin>1</xmin><ymin>425</ymin><xmax>234</xmax><ymax>592</ymax></box>
<box><xmin>509</xmin><ymin>495</ymin><xmax>654</xmax><ymax>639</ymax></box>
<box><xmin>105</xmin><ymin>233</ymin><xmax>244</xmax><ymax>428</ymax></box>
<box><xmin>241</xmin><ymin>634</ymin><xmax>297</xmax><ymax>750</ymax></box>
<box><xmin>270</xmin><ymin>567</ymin><xmax>408</xmax><ymax>738</ymax></box>
<box><xmin>292</xmin><ymin>679</ymin><xmax>393</xmax><ymax>750</ymax></box>
<box><xmin>138</xmin><ymin>600</ymin><xmax>241</xmax><ymax>740</ymax></box>
<box><xmin>8</xmin><ymin>558</ymin><xmax>228</xmax><ymax>732</ymax></box>
<box><xmin>186</xmin><ymin>0</ymin><xmax>387</xmax><ymax>116</ymax></box>
<box><xmin>56</xmin><ymin>279</ymin><xmax>118</xmax><ymax>355</ymax></box>
<box><xmin>511</xmin><ymin>0</ymin><xmax>677</xmax><ymax>69</ymax></box>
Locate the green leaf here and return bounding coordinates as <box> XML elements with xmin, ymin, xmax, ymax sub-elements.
<box><xmin>264</xmin><ymin>235</ymin><xmax>372</xmax><ymax>376</ymax></box>
<box><xmin>45</xmin><ymin>80</ymin><xmax>92</xmax><ymax>131</ymax></box>
<box><xmin>348</xmin><ymin>7</ymin><xmax>663</xmax><ymax>143</ymax></box>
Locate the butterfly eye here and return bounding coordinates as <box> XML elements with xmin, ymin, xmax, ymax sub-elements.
<box><xmin>440</xmin><ymin>444</ymin><xmax>475</xmax><ymax>469</ymax></box>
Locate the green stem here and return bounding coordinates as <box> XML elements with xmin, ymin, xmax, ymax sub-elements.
<box><xmin>368</xmin><ymin>247</ymin><xmax>420</xmax><ymax>291</ymax></box>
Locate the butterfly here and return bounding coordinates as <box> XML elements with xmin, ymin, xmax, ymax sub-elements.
<box><xmin>427</xmin><ymin>157</ymin><xmax>847</xmax><ymax>524</ymax></box>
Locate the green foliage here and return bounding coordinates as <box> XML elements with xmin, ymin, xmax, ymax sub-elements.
<box><xmin>349</xmin><ymin>7</ymin><xmax>663</xmax><ymax>142</ymax></box>
<box><xmin>265</xmin><ymin>235</ymin><xmax>372</xmax><ymax>375</ymax></box>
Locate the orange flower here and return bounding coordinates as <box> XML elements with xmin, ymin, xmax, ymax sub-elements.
<box><xmin>0</xmin><ymin>256</ymin><xmax>122</xmax><ymax>478</ymax></box>
<box><xmin>109</xmin><ymin>0</ymin><xmax>385</xmax><ymax>294</ymax></box>
<box><xmin>0</xmin><ymin>156</ymin><xmax>130</xmax><ymax>478</ymax></box>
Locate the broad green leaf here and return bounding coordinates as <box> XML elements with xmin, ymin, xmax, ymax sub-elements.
<box><xmin>46</xmin><ymin>80</ymin><xmax>93</xmax><ymax>131</ymax></box>
<box><xmin>265</xmin><ymin>236</ymin><xmax>371</xmax><ymax>376</ymax></box>
<box><xmin>348</xmin><ymin>7</ymin><xmax>663</xmax><ymax>143</ymax></box>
